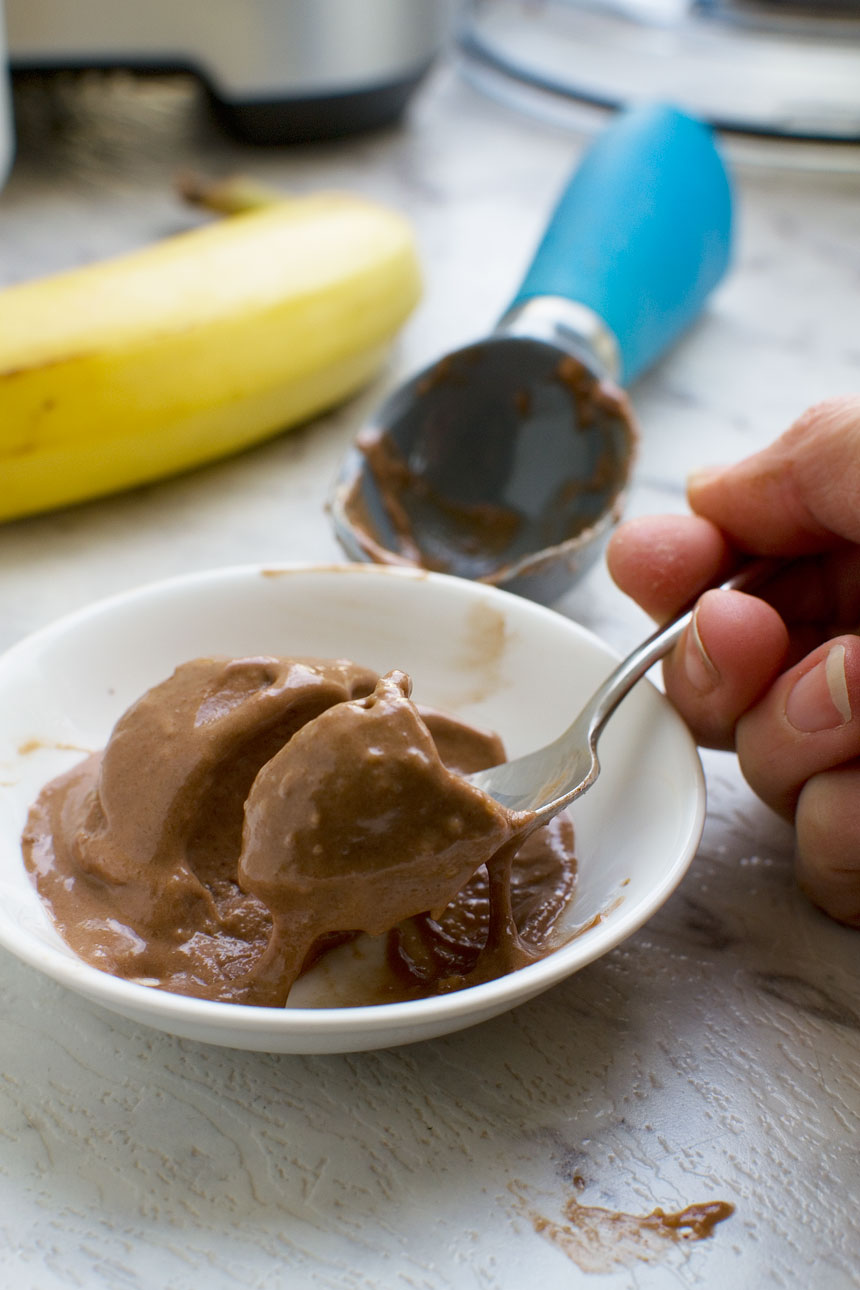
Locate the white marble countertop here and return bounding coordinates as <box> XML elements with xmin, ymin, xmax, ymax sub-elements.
<box><xmin>0</xmin><ymin>55</ymin><xmax>858</xmax><ymax>1290</ymax></box>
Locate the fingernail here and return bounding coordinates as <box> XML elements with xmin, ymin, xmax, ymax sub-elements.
<box><xmin>684</xmin><ymin>605</ymin><xmax>720</xmax><ymax>693</ymax></box>
<box><xmin>786</xmin><ymin>645</ymin><xmax>852</xmax><ymax>733</ymax></box>
<box><xmin>687</xmin><ymin>465</ymin><xmax>726</xmax><ymax>493</ymax></box>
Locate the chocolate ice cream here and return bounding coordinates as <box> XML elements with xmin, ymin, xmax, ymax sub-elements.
<box><xmin>23</xmin><ymin>656</ymin><xmax>576</xmax><ymax>1007</ymax></box>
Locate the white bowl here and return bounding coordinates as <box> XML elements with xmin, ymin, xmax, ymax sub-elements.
<box><xmin>0</xmin><ymin>563</ymin><xmax>704</xmax><ymax>1053</ymax></box>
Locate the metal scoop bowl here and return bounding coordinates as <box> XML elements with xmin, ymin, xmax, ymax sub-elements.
<box><xmin>331</xmin><ymin>103</ymin><xmax>732</xmax><ymax>605</ymax></box>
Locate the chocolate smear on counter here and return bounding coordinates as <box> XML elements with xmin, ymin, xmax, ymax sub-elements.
<box><xmin>511</xmin><ymin>1178</ymin><xmax>735</xmax><ymax>1274</ymax></box>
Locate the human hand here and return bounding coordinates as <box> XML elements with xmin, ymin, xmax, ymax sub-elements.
<box><xmin>606</xmin><ymin>395</ymin><xmax>860</xmax><ymax>928</ymax></box>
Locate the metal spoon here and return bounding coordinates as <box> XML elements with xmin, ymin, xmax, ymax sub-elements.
<box><xmin>467</xmin><ymin>560</ymin><xmax>775</xmax><ymax>824</ymax></box>
<box><xmin>331</xmin><ymin>102</ymin><xmax>733</xmax><ymax>605</ymax></box>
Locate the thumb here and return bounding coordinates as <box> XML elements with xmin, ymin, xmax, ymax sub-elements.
<box><xmin>688</xmin><ymin>396</ymin><xmax>860</xmax><ymax>554</ymax></box>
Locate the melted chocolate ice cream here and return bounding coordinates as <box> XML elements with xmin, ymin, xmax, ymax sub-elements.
<box><xmin>23</xmin><ymin>656</ymin><xmax>576</xmax><ymax>1006</ymax></box>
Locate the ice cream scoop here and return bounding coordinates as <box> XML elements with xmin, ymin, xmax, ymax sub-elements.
<box><xmin>331</xmin><ymin>102</ymin><xmax>733</xmax><ymax>604</ymax></box>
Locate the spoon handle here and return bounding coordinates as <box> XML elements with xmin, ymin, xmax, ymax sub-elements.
<box><xmin>584</xmin><ymin>557</ymin><xmax>781</xmax><ymax>748</ymax></box>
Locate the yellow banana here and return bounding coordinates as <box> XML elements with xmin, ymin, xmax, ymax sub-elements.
<box><xmin>0</xmin><ymin>179</ymin><xmax>422</xmax><ymax>522</ymax></box>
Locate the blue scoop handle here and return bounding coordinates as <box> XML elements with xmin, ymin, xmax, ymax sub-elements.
<box><xmin>512</xmin><ymin>102</ymin><xmax>733</xmax><ymax>385</ymax></box>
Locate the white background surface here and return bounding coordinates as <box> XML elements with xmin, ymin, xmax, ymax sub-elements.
<box><xmin>0</xmin><ymin>47</ymin><xmax>858</xmax><ymax>1289</ymax></box>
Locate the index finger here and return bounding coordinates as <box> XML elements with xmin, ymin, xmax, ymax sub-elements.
<box><xmin>688</xmin><ymin>396</ymin><xmax>860</xmax><ymax>554</ymax></box>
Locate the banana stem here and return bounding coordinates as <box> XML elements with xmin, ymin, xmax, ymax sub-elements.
<box><xmin>176</xmin><ymin>172</ymin><xmax>287</xmax><ymax>217</ymax></box>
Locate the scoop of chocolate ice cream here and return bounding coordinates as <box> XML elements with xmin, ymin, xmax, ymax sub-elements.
<box><xmin>23</xmin><ymin>655</ymin><xmax>577</xmax><ymax>1007</ymax></box>
<box><xmin>236</xmin><ymin>670</ymin><xmax>513</xmax><ymax>1001</ymax></box>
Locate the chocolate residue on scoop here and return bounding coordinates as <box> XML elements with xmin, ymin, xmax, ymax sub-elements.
<box><xmin>349</xmin><ymin>425</ymin><xmax>524</xmax><ymax>571</ymax></box>
<box><xmin>339</xmin><ymin>354</ymin><xmax>635</xmax><ymax>588</ymax></box>
<box><xmin>23</xmin><ymin>656</ymin><xmax>577</xmax><ymax>1007</ymax></box>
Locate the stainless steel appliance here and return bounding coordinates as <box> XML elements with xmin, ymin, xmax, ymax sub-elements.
<box><xmin>4</xmin><ymin>0</ymin><xmax>455</xmax><ymax>143</ymax></box>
